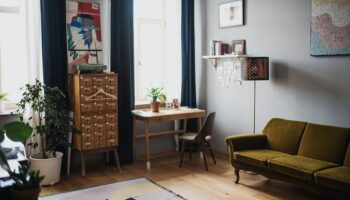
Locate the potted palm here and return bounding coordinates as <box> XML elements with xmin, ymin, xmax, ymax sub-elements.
<box><xmin>17</xmin><ymin>80</ymin><xmax>70</xmax><ymax>185</ymax></box>
<box><xmin>0</xmin><ymin>121</ymin><xmax>44</xmax><ymax>200</ymax></box>
<box><xmin>147</xmin><ymin>87</ymin><xmax>167</xmax><ymax>112</ymax></box>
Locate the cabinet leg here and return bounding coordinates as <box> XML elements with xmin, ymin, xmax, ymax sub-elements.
<box><xmin>81</xmin><ymin>152</ymin><xmax>86</xmax><ymax>177</ymax></box>
<box><xmin>114</xmin><ymin>149</ymin><xmax>121</xmax><ymax>172</ymax></box>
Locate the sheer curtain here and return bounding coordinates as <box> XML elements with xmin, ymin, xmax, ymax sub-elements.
<box><xmin>0</xmin><ymin>0</ymin><xmax>43</xmax><ymax>155</ymax></box>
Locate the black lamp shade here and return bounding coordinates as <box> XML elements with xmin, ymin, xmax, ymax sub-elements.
<box><xmin>242</xmin><ymin>57</ymin><xmax>269</xmax><ymax>80</ymax></box>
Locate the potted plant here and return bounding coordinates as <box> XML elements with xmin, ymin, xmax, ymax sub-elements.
<box><xmin>0</xmin><ymin>121</ymin><xmax>44</xmax><ymax>200</ymax></box>
<box><xmin>147</xmin><ymin>87</ymin><xmax>167</xmax><ymax>112</ymax></box>
<box><xmin>17</xmin><ymin>80</ymin><xmax>70</xmax><ymax>185</ymax></box>
<box><xmin>0</xmin><ymin>92</ymin><xmax>7</xmax><ymax>113</ymax></box>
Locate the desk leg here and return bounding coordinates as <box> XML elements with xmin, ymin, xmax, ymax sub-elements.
<box><xmin>144</xmin><ymin>121</ymin><xmax>151</xmax><ymax>170</ymax></box>
<box><xmin>197</xmin><ymin>117</ymin><xmax>202</xmax><ymax>132</ymax></box>
<box><xmin>133</xmin><ymin>116</ymin><xmax>137</xmax><ymax>160</ymax></box>
<box><xmin>174</xmin><ymin>120</ymin><xmax>180</xmax><ymax>151</ymax></box>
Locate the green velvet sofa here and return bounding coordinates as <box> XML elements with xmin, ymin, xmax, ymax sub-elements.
<box><xmin>226</xmin><ymin>118</ymin><xmax>350</xmax><ymax>199</ymax></box>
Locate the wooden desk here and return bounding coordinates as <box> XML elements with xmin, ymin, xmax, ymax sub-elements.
<box><xmin>132</xmin><ymin>107</ymin><xmax>205</xmax><ymax>170</ymax></box>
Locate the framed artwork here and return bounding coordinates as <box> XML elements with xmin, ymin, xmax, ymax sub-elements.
<box><xmin>66</xmin><ymin>1</ymin><xmax>103</xmax><ymax>73</ymax></box>
<box><xmin>219</xmin><ymin>0</ymin><xmax>244</xmax><ymax>28</ymax></box>
<box><xmin>310</xmin><ymin>0</ymin><xmax>350</xmax><ymax>56</ymax></box>
<box><xmin>232</xmin><ymin>40</ymin><xmax>245</xmax><ymax>55</ymax></box>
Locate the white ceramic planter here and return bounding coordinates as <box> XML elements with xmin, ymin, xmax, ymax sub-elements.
<box><xmin>30</xmin><ymin>152</ymin><xmax>63</xmax><ymax>186</ymax></box>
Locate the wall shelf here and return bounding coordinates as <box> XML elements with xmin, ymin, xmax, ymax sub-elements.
<box><xmin>202</xmin><ymin>54</ymin><xmax>248</xmax><ymax>68</ymax></box>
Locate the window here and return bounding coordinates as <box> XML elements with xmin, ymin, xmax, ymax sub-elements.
<box><xmin>134</xmin><ymin>0</ymin><xmax>181</xmax><ymax>105</ymax></box>
<box><xmin>0</xmin><ymin>0</ymin><xmax>42</xmax><ymax>109</ymax></box>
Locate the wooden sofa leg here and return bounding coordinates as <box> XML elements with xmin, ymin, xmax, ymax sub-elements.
<box><xmin>234</xmin><ymin>168</ymin><xmax>240</xmax><ymax>184</ymax></box>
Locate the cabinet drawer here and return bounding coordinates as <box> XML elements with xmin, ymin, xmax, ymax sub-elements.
<box><xmin>82</xmin><ymin>133</ymin><xmax>94</xmax><ymax>143</ymax></box>
<box><xmin>81</xmin><ymin>115</ymin><xmax>93</xmax><ymax>124</ymax></box>
<box><xmin>95</xmin><ymin>131</ymin><xmax>105</xmax><ymax>138</ymax></box>
<box><xmin>105</xmin><ymin>101</ymin><xmax>118</xmax><ymax>111</ymax></box>
<box><xmin>93</xmin><ymin>101</ymin><xmax>105</xmax><ymax>112</ymax></box>
<box><xmin>93</xmin><ymin>77</ymin><xmax>105</xmax><ymax>86</ymax></box>
<box><xmin>94</xmin><ymin>123</ymin><xmax>105</xmax><ymax>133</ymax></box>
<box><xmin>79</xmin><ymin>76</ymin><xmax>93</xmax><ymax>86</ymax></box>
<box><xmin>105</xmin><ymin>113</ymin><xmax>118</xmax><ymax>123</ymax></box>
<box><xmin>107</xmin><ymin>138</ymin><xmax>118</xmax><ymax>147</ymax></box>
<box><xmin>82</xmin><ymin>141</ymin><xmax>94</xmax><ymax>150</ymax></box>
<box><xmin>81</xmin><ymin>103</ymin><xmax>93</xmax><ymax>113</ymax></box>
<box><xmin>106</xmin><ymin>130</ymin><xmax>117</xmax><ymax>139</ymax></box>
<box><xmin>106</xmin><ymin>122</ymin><xmax>117</xmax><ymax>131</ymax></box>
<box><xmin>95</xmin><ymin>137</ymin><xmax>106</xmax><ymax>148</ymax></box>
<box><xmin>105</xmin><ymin>85</ymin><xmax>117</xmax><ymax>95</ymax></box>
<box><xmin>93</xmin><ymin>115</ymin><xmax>105</xmax><ymax>123</ymax></box>
<box><xmin>80</xmin><ymin>86</ymin><xmax>94</xmax><ymax>96</ymax></box>
<box><xmin>105</xmin><ymin>76</ymin><xmax>117</xmax><ymax>86</ymax></box>
<box><xmin>81</xmin><ymin>124</ymin><xmax>94</xmax><ymax>133</ymax></box>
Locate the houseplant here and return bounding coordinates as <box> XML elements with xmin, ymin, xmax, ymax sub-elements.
<box><xmin>17</xmin><ymin>80</ymin><xmax>70</xmax><ymax>185</ymax></box>
<box><xmin>0</xmin><ymin>92</ymin><xmax>7</xmax><ymax>113</ymax></box>
<box><xmin>0</xmin><ymin>121</ymin><xmax>44</xmax><ymax>200</ymax></box>
<box><xmin>147</xmin><ymin>87</ymin><xmax>167</xmax><ymax>112</ymax></box>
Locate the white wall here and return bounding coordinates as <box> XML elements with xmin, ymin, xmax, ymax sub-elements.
<box><xmin>202</xmin><ymin>0</ymin><xmax>350</xmax><ymax>153</ymax></box>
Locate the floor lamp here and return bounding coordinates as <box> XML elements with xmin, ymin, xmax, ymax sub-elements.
<box><xmin>242</xmin><ymin>57</ymin><xmax>269</xmax><ymax>133</ymax></box>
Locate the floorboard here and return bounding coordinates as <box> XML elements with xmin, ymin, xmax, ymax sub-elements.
<box><xmin>40</xmin><ymin>152</ymin><xmax>333</xmax><ymax>200</ymax></box>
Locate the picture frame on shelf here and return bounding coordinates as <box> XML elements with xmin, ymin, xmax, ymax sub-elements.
<box><xmin>219</xmin><ymin>0</ymin><xmax>244</xmax><ymax>28</ymax></box>
<box><xmin>232</xmin><ymin>40</ymin><xmax>245</xmax><ymax>55</ymax></box>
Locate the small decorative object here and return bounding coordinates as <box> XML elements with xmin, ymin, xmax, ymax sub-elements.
<box><xmin>172</xmin><ymin>98</ymin><xmax>179</xmax><ymax>109</ymax></box>
<box><xmin>310</xmin><ymin>0</ymin><xmax>350</xmax><ymax>56</ymax></box>
<box><xmin>219</xmin><ymin>0</ymin><xmax>244</xmax><ymax>28</ymax></box>
<box><xmin>147</xmin><ymin>87</ymin><xmax>167</xmax><ymax>112</ymax></box>
<box><xmin>232</xmin><ymin>40</ymin><xmax>245</xmax><ymax>55</ymax></box>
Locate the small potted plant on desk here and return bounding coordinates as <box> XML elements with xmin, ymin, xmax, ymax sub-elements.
<box><xmin>0</xmin><ymin>121</ymin><xmax>44</xmax><ymax>200</ymax></box>
<box><xmin>17</xmin><ymin>80</ymin><xmax>70</xmax><ymax>186</ymax></box>
<box><xmin>147</xmin><ymin>87</ymin><xmax>167</xmax><ymax>112</ymax></box>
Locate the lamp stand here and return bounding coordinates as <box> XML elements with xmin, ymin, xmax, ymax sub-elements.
<box><xmin>253</xmin><ymin>80</ymin><xmax>256</xmax><ymax>133</ymax></box>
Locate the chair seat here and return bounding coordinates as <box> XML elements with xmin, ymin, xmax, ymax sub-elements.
<box><xmin>268</xmin><ymin>155</ymin><xmax>338</xmax><ymax>181</ymax></box>
<box><xmin>315</xmin><ymin>167</ymin><xmax>350</xmax><ymax>192</ymax></box>
<box><xmin>234</xmin><ymin>149</ymin><xmax>290</xmax><ymax>168</ymax></box>
<box><xmin>179</xmin><ymin>132</ymin><xmax>198</xmax><ymax>141</ymax></box>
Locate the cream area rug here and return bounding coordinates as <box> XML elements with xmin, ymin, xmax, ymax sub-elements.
<box><xmin>40</xmin><ymin>178</ymin><xmax>186</xmax><ymax>200</ymax></box>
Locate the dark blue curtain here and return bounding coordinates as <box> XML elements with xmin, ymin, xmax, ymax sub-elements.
<box><xmin>181</xmin><ymin>0</ymin><xmax>197</xmax><ymax>131</ymax></box>
<box><xmin>40</xmin><ymin>0</ymin><xmax>68</xmax><ymax>173</ymax></box>
<box><xmin>110</xmin><ymin>0</ymin><xmax>135</xmax><ymax>164</ymax></box>
<box><xmin>41</xmin><ymin>0</ymin><xmax>68</xmax><ymax>95</ymax></box>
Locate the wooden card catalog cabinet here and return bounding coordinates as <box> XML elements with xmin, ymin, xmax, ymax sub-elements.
<box><xmin>71</xmin><ymin>73</ymin><xmax>120</xmax><ymax>176</ymax></box>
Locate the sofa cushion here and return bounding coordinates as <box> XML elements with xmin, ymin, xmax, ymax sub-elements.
<box><xmin>234</xmin><ymin>149</ymin><xmax>289</xmax><ymax>168</ymax></box>
<box><xmin>268</xmin><ymin>155</ymin><xmax>338</xmax><ymax>181</ymax></box>
<box><xmin>315</xmin><ymin>167</ymin><xmax>350</xmax><ymax>192</ymax></box>
<box><xmin>344</xmin><ymin>142</ymin><xmax>350</xmax><ymax>167</ymax></box>
<box><xmin>298</xmin><ymin>123</ymin><xmax>350</xmax><ymax>165</ymax></box>
<box><xmin>263</xmin><ymin>118</ymin><xmax>307</xmax><ymax>155</ymax></box>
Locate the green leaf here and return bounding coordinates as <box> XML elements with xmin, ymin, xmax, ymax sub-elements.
<box><xmin>4</xmin><ymin>121</ymin><xmax>33</xmax><ymax>142</ymax></box>
<box><xmin>0</xmin><ymin>129</ymin><xmax>4</xmax><ymax>143</ymax></box>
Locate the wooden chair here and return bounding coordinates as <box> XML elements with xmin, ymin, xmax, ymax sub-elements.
<box><xmin>179</xmin><ymin>112</ymin><xmax>216</xmax><ymax>170</ymax></box>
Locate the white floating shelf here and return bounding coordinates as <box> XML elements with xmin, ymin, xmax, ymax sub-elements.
<box><xmin>202</xmin><ymin>54</ymin><xmax>248</xmax><ymax>67</ymax></box>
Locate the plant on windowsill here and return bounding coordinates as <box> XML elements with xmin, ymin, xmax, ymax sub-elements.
<box><xmin>147</xmin><ymin>87</ymin><xmax>167</xmax><ymax>112</ymax></box>
<box><xmin>0</xmin><ymin>121</ymin><xmax>44</xmax><ymax>200</ymax></box>
<box><xmin>0</xmin><ymin>92</ymin><xmax>8</xmax><ymax>113</ymax></box>
<box><xmin>16</xmin><ymin>79</ymin><xmax>71</xmax><ymax>186</ymax></box>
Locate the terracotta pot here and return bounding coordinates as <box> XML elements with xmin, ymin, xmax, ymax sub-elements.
<box><xmin>11</xmin><ymin>187</ymin><xmax>41</xmax><ymax>200</ymax></box>
<box><xmin>150</xmin><ymin>102</ymin><xmax>160</xmax><ymax>112</ymax></box>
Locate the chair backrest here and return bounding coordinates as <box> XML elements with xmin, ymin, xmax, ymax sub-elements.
<box><xmin>194</xmin><ymin>112</ymin><xmax>216</xmax><ymax>143</ymax></box>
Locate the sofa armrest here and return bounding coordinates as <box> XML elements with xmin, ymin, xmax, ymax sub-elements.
<box><xmin>226</xmin><ymin>133</ymin><xmax>267</xmax><ymax>152</ymax></box>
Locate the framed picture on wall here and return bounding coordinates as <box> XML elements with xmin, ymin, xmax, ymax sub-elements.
<box><xmin>232</xmin><ymin>40</ymin><xmax>245</xmax><ymax>55</ymax></box>
<box><xmin>219</xmin><ymin>0</ymin><xmax>244</xmax><ymax>28</ymax></box>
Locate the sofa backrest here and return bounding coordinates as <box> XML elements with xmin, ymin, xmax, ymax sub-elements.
<box><xmin>298</xmin><ymin>123</ymin><xmax>350</xmax><ymax>165</ymax></box>
<box><xmin>263</xmin><ymin>118</ymin><xmax>307</xmax><ymax>154</ymax></box>
<box><xmin>343</xmin><ymin>142</ymin><xmax>350</xmax><ymax>167</ymax></box>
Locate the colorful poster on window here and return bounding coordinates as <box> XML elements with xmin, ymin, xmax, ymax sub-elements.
<box><xmin>66</xmin><ymin>1</ymin><xmax>103</xmax><ymax>73</ymax></box>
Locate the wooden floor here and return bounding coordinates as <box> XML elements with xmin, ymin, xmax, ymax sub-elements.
<box><xmin>41</xmin><ymin>152</ymin><xmax>333</xmax><ymax>200</ymax></box>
